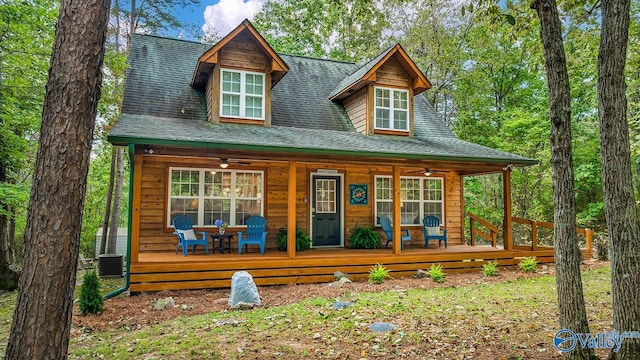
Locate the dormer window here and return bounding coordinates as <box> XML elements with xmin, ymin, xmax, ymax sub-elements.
<box><xmin>374</xmin><ymin>87</ymin><xmax>408</xmax><ymax>131</ymax></box>
<box><xmin>220</xmin><ymin>69</ymin><xmax>265</xmax><ymax>120</ymax></box>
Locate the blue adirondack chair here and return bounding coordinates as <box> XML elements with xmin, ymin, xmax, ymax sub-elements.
<box><xmin>172</xmin><ymin>214</ymin><xmax>209</xmax><ymax>256</ymax></box>
<box><xmin>423</xmin><ymin>215</ymin><xmax>447</xmax><ymax>248</ymax></box>
<box><xmin>238</xmin><ymin>215</ymin><xmax>268</xmax><ymax>255</ymax></box>
<box><xmin>379</xmin><ymin>215</ymin><xmax>414</xmax><ymax>250</ymax></box>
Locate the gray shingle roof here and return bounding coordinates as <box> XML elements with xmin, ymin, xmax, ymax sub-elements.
<box><xmin>328</xmin><ymin>46</ymin><xmax>394</xmax><ymax>99</ymax></box>
<box><xmin>111</xmin><ymin>34</ymin><xmax>535</xmax><ymax>166</ymax></box>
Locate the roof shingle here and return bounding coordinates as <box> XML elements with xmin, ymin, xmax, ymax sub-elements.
<box><xmin>111</xmin><ymin>34</ymin><xmax>535</xmax><ymax>166</ymax></box>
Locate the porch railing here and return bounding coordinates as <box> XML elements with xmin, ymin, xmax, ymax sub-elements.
<box><xmin>512</xmin><ymin>217</ymin><xmax>594</xmax><ymax>255</ymax></box>
<box><xmin>468</xmin><ymin>212</ymin><xmax>499</xmax><ymax>247</ymax></box>
<box><xmin>468</xmin><ymin>212</ymin><xmax>594</xmax><ymax>257</ymax></box>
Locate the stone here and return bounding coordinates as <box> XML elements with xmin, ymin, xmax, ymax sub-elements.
<box><xmin>334</xmin><ymin>271</ymin><xmax>349</xmax><ymax>280</ymax></box>
<box><xmin>229</xmin><ymin>301</ymin><xmax>257</xmax><ymax>310</ymax></box>
<box><xmin>332</xmin><ymin>301</ymin><xmax>353</xmax><ymax>310</ymax></box>
<box><xmin>415</xmin><ymin>269</ymin><xmax>429</xmax><ymax>279</ymax></box>
<box><xmin>368</xmin><ymin>322</ymin><xmax>397</xmax><ymax>332</ymax></box>
<box><xmin>153</xmin><ymin>297</ymin><xmax>175</xmax><ymax>311</ymax></box>
<box><xmin>329</xmin><ymin>277</ymin><xmax>352</xmax><ymax>288</ymax></box>
<box><xmin>228</xmin><ymin>271</ymin><xmax>261</xmax><ymax>307</ymax></box>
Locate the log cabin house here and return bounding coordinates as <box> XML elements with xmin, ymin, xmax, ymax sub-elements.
<box><xmin>108</xmin><ymin>20</ymin><xmax>590</xmax><ymax>293</ymax></box>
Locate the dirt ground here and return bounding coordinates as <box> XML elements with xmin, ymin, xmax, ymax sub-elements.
<box><xmin>72</xmin><ymin>261</ymin><xmax>611</xmax><ymax>336</ymax></box>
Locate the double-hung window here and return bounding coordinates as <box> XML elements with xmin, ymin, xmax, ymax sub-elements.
<box><xmin>374</xmin><ymin>87</ymin><xmax>409</xmax><ymax>131</ymax></box>
<box><xmin>374</xmin><ymin>176</ymin><xmax>443</xmax><ymax>225</ymax></box>
<box><xmin>220</xmin><ymin>69</ymin><xmax>265</xmax><ymax>120</ymax></box>
<box><xmin>168</xmin><ymin>168</ymin><xmax>263</xmax><ymax>227</ymax></box>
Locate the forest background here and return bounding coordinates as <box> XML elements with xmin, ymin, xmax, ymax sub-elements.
<box><xmin>1</xmin><ymin>0</ymin><xmax>638</xmax><ymax>264</ymax></box>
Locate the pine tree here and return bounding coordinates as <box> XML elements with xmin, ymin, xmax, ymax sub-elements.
<box><xmin>79</xmin><ymin>271</ymin><xmax>104</xmax><ymax>315</ymax></box>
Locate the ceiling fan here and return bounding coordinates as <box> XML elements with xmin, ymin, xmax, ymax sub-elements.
<box><xmin>218</xmin><ymin>158</ymin><xmax>253</xmax><ymax>169</ymax></box>
<box><xmin>408</xmin><ymin>168</ymin><xmax>450</xmax><ymax>176</ymax></box>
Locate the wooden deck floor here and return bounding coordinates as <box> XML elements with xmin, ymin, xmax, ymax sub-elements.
<box><xmin>129</xmin><ymin>244</ymin><xmax>558</xmax><ymax>292</ymax></box>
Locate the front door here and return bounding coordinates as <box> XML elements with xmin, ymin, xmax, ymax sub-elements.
<box><xmin>311</xmin><ymin>175</ymin><xmax>342</xmax><ymax>246</ymax></box>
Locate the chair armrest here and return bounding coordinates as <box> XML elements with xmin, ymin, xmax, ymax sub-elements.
<box><xmin>442</xmin><ymin>229</ymin><xmax>448</xmax><ymax>237</ymax></box>
<box><xmin>197</xmin><ymin>231</ymin><xmax>207</xmax><ymax>238</ymax></box>
<box><xmin>237</xmin><ymin>231</ymin><xmax>244</xmax><ymax>241</ymax></box>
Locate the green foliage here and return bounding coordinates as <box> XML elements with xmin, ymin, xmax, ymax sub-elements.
<box><xmin>78</xmin><ymin>271</ymin><xmax>104</xmax><ymax>314</ymax></box>
<box><xmin>368</xmin><ymin>263</ymin><xmax>391</xmax><ymax>284</ymax></box>
<box><xmin>277</xmin><ymin>227</ymin><xmax>311</xmax><ymax>252</ymax></box>
<box><xmin>482</xmin><ymin>261</ymin><xmax>499</xmax><ymax>277</ymax></box>
<box><xmin>428</xmin><ymin>264</ymin><xmax>446</xmax><ymax>283</ymax></box>
<box><xmin>253</xmin><ymin>0</ymin><xmax>390</xmax><ymax>62</ymax></box>
<box><xmin>348</xmin><ymin>225</ymin><xmax>380</xmax><ymax>249</ymax></box>
<box><xmin>518</xmin><ymin>257</ymin><xmax>538</xmax><ymax>272</ymax></box>
<box><xmin>81</xmin><ymin>143</ymin><xmax>130</xmax><ymax>258</ymax></box>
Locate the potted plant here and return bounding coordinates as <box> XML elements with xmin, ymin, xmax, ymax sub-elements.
<box><xmin>214</xmin><ymin>219</ymin><xmax>228</xmax><ymax>234</ymax></box>
<box><xmin>348</xmin><ymin>225</ymin><xmax>380</xmax><ymax>249</ymax></box>
<box><xmin>278</xmin><ymin>226</ymin><xmax>312</xmax><ymax>252</ymax></box>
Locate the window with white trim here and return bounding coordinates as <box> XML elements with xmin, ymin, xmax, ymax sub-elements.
<box><xmin>168</xmin><ymin>168</ymin><xmax>263</xmax><ymax>227</ymax></box>
<box><xmin>374</xmin><ymin>87</ymin><xmax>409</xmax><ymax>131</ymax></box>
<box><xmin>220</xmin><ymin>69</ymin><xmax>265</xmax><ymax>120</ymax></box>
<box><xmin>375</xmin><ymin>176</ymin><xmax>443</xmax><ymax>225</ymax></box>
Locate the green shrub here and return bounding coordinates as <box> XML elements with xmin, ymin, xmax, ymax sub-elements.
<box><xmin>78</xmin><ymin>270</ymin><xmax>104</xmax><ymax>314</ymax></box>
<box><xmin>518</xmin><ymin>256</ymin><xmax>538</xmax><ymax>272</ymax></box>
<box><xmin>428</xmin><ymin>264</ymin><xmax>446</xmax><ymax>283</ymax></box>
<box><xmin>482</xmin><ymin>261</ymin><xmax>499</xmax><ymax>277</ymax></box>
<box><xmin>278</xmin><ymin>226</ymin><xmax>312</xmax><ymax>252</ymax></box>
<box><xmin>348</xmin><ymin>225</ymin><xmax>380</xmax><ymax>249</ymax></box>
<box><xmin>368</xmin><ymin>263</ymin><xmax>391</xmax><ymax>284</ymax></box>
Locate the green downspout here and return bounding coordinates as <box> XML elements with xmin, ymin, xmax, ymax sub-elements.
<box><xmin>104</xmin><ymin>144</ymin><xmax>134</xmax><ymax>299</ymax></box>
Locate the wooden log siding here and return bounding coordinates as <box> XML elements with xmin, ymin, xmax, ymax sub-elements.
<box><xmin>375</xmin><ymin>56</ymin><xmax>411</xmax><ymax>88</ymax></box>
<box><xmin>219</xmin><ymin>32</ymin><xmax>267</xmax><ymax>72</ymax></box>
<box><xmin>343</xmin><ymin>87</ymin><xmax>367</xmax><ymax>134</ymax></box>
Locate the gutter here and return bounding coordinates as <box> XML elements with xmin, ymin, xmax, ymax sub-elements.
<box><xmin>104</xmin><ymin>143</ymin><xmax>134</xmax><ymax>299</ymax></box>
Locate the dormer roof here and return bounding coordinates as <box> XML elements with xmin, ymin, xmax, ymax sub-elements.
<box><xmin>329</xmin><ymin>44</ymin><xmax>431</xmax><ymax>101</ymax></box>
<box><xmin>191</xmin><ymin>19</ymin><xmax>289</xmax><ymax>89</ymax></box>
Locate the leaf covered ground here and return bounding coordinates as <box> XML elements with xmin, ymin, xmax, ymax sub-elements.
<box><xmin>59</xmin><ymin>260</ymin><xmax>615</xmax><ymax>359</ymax></box>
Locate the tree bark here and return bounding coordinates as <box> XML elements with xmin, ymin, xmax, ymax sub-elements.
<box><xmin>597</xmin><ymin>0</ymin><xmax>640</xmax><ymax>358</ymax></box>
<box><xmin>5</xmin><ymin>0</ymin><xmax>111</xmax><ymax>358</ymax></box>
<box><xmin>531</xmin><ymin>0</ymin><xmax>597</xmax><ymax>359</ymax></box>
<box><xmin>0</xmin><ymin>165</ymin><xmax>20</xmax><ymax>291</ymax></box>
<box><xmin>107</xmin><ymin>146</ymin><xmax>124</xmax><ymax>253</ymax></box>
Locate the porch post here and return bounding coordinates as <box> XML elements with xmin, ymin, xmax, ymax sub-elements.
<box><xmin>392</xmin><ymin>165</ymin><xmax>401</xmax><ymax>254</ymax></box>
<box><xmin>503</xmin><ymin>168</ymin><xmax>513</xmax><ymax>251</ymax></box>
<box><xmin>130</xmin><ymin>150</ymin><xmax>143</xmax><ymax>263</ymax></box>
<box><xmin>287</xmin><ymin>160</ymin><xmax>297</xmax><ymax>258</ymax></box>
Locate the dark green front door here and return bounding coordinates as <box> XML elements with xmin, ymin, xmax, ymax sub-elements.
<box><xmin>311</xmin><ymin>175</ymin><xmax>341</xmax><ymax>246</ymax></box>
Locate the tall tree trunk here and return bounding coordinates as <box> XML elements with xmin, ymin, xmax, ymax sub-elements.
<box><xmin>597</xmin><ymin>0</ymin><xmax>640</xmax><ymax>358</ymax></box>
<box><xmin>107</xmin><ymin>146</ymin><xmax>124</xmax><ymax>253</ymax></box>
<box><xmin>100</xmin><ymin>146</ymin><xmax>117</xmax><ymax>254</ymax></box>
<box><xmin>0</xmin><ymin>165</ymin><xmax>20</xmax><ymax>290</ymax></box>
<box><xmin>531</xmin><ymin>0</ymin><xmax>597</xmax><ymax>359</ymax></box>
<box><xmin>5</xmin><ymin>0</ymin><xmax>110</xmax><ymax>358</ymax></box>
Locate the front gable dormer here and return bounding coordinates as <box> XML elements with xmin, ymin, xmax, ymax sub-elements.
<box><xmin>330</xmin><ymin>45</ymin><xmax>431</xmax><ymax>137</ymax></box>
<box><xmin>192</xmin><ymin>19</ymin><xmax>289</xmax><ymax>126</ymax></box>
